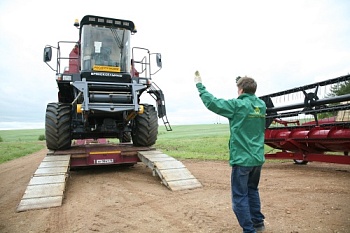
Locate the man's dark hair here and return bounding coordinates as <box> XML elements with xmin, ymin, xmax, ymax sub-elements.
<box><xmin>236</xmin><ymin>76</ymin><xmax>257</xmax><ymax>94</ymax></box>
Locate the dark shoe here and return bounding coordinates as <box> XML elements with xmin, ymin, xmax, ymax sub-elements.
<box><xmin>253</xmin><ymin>222</ymin><xmax>265</xmax><ymax>232</ymax></box>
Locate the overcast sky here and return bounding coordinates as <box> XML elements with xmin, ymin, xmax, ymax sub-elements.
<box><xmin>0</xmin><ymin>0</ymin><xmax>349</xmax><ymax>130</ymax></box>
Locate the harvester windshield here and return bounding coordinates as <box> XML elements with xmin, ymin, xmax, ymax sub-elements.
<box><xmin>81</xmin><ymin>25</ymin><xmax>131</xmax><ymax>73</ymax></box>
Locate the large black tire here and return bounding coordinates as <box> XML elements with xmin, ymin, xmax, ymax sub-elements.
<box><xmin>120</xmin><ymin>132</ymin><xmax>131</xmax><ymax>143</ymax></box>
<box><xmin>132</xmin><ymin>104</ymin><xmax>158</xmax><ymax>146</ymax></box>
<box><xmin>45</xmin><ymin>103</ymin><xmax>72</xmax><ymax>150</ymax></box>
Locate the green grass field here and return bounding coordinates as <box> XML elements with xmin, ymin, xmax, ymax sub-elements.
<box><xmin>0</xmin><ymin>129</ymin><xmax>46</xmax><ymax>163</ymax></box>
<box><xmin>155</xmin><ymin>124</ymin><xmax>231</xmax><ymax>160</ymax></box>
<box><xmin>0</xmin><ymin>124</ymin><xmax>273</xmax><ymax>164</ymax></box>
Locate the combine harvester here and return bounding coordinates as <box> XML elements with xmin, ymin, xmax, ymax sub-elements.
<box><xmin>261</xmin><ymin>74</ymin><xmax>350</xmax><ymax>165</ymax></box>
<box><xmin>17</xmin><ymin>15</ymin><xmax>201</xmax><ymax>212</ymax></box>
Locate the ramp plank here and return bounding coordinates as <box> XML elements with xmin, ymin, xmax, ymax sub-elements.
<box><xmin>17</xmin><ymin>196</ymin><xmax>63</xmax><ymax>212</ymax></box>
<box><xmin>39</xmin><ymin>160</ymin><xmax>70</xmax><ymax>168</ymax></box>
<box><xmin>29</xmin><ymin>175</ymin><xmax>67</xmax><ymax>185</ymax></box>
<box><xmin>157</xmin><ymin>168</ymin><xmax>195</xmax><ymax>181</ymax></box>
<box><xmin>138</xmin><ymin>151</ymin><xmax>202</xmax><ymax>191</ymax></box>
<box><xmin>154</xmin><ymin>160</ymin><xmax>186</xmax><ymax>170</ymax></box>
<box><xmin>139</xmin><ymin>150</ymin><xmax>163</xmax><ymax>155</ymax></box>
<box><xmin>34</xmin><ymin>167</ymin><xmax>68</xmax><ymax>176</ymax></box>
<box><xmin>146</xmin><ymin>157</ymin><xmax>176</xmax><ymax>162</ymax></box>
<box><xmin>141</xmin><ymin>153</ymin><xmax>172</xmax><ymax>160</ymax></box>
<box><xmin>43</xmin><ymin>155</ymin><xmax>70</xmax><ymax>162</ymax></box>
<box><xmin>167</xmin><ymin>179</ymin><xmax>203</xmax><ymax>191</ymax></box>
<box><xmin>22</xmin><ymin>183</ymin><xmax>66</xmax><ymax>199</ymax></box>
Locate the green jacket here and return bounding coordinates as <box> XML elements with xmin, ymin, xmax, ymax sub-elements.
<box><xmin>196</xmin><ymin>83</ymin><xmax>266</xmax><ymax>166</ymax></box>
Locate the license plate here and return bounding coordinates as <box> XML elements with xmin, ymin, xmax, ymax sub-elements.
<box><xmin>94</xmin><ymin>159</ymin><xmax>114</xmax><ymax>164</ymax></box>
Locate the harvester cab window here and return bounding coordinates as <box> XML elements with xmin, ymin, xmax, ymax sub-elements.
<box><xmin>93</xmin><ymin>38</ymin><xmax>116</xmax><ymax>66</ymax></box>
<box><xmin>80</xmin><ymin>25</ymin><xmax>131</xmax><ymax>73</ymax></box>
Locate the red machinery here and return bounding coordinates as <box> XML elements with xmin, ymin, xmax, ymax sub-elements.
<box><xmin>53</xmin><ymin>141</ymin><xmax>153</xmax><ymax>168</ymax></box>
<box><xmin>260</xmin><ymin>74</ymin><xmax>350</xmax><ymax>165</ymax></box>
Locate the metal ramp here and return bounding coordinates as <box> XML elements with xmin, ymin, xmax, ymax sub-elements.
<box><xmin>16</xmin><ymin>154</ymin><xmax>70</xmax><ymax>212</ymax></box>
<box><xmin>138</xmin><ymin>150</ymin><xmax>202</xmax><ymax>191</ymax></box>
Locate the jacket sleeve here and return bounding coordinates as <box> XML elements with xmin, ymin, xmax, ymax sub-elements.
<box><xmin>196</xmin><ymin>83</ymin><xmax>236</xmax><ymax>118</ymax></box>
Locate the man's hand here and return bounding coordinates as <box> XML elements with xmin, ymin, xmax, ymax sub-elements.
<box><xmin>194</xmin><ymin>70</ymin><xmax>202</xmax><ymax>84</ymax></box>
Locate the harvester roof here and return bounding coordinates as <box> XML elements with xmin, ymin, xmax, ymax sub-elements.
<box><xmin>80</xmin><ymin>15</ymin><xmax>136</xmax><ymax>33</ymax></box>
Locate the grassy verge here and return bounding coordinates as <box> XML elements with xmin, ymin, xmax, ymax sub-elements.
<box><xmin>0</xmin><ymin>129</ymin><xmax>46</xmax><ymax>164</ymax></box>
<box><xmin>0</xmin><ymin>142</ymin><xmax>45</xmax><ymax>163</ymax></box>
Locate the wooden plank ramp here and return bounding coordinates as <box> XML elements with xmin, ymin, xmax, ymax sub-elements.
<box><xmin>16</xmin><ymin>154</ymin><xmax>70</xmax><ymax>212</ymax></box>
<box><xmin>138</xmin><ymin>150</ymin><xmax>202</xmax><ymax>191</ymax></box>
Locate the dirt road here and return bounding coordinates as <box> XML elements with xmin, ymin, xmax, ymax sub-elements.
<box><xmin>0</xmin><ymin>149</ymin><xmax>349</xmax><ymax>233</ymax></box>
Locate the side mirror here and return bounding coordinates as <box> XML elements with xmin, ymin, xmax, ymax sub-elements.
<box><xmin>156</xmin><ymin>53</ymin><xmax>162</xmax><ymax>68</ymax></box>
<box><xmin>43</xmin><ymin>47</ymin><xmax>52</xmax><ymax>62</ymax></box>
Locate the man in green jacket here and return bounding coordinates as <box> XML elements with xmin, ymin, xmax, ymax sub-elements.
<box><xmin>194</xmin><ymin>71</ymin><xmax>266</xmax><ymax>233</ymax></box>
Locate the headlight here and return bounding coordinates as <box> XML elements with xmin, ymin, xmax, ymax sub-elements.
<box><xmin>57</xmin><ymin>74</ymin><xmax>72</xmax><ymax>81</ymax></box>
<box><xmin>138</xmin><ymin>78</ymin><xmax>148</xmax><ymax>84</ymax></box>
<box><xmin>62</xmin><ymin>75</ymin><xmax>72</xmax><ymax>81</ymax></box>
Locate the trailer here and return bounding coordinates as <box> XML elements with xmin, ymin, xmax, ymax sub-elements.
<box><xmin>16</xmin><ymin>142</ymin><xmax>202</xmax><ymax>212</ymax></box>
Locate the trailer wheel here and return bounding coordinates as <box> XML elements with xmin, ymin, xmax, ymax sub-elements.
<box><xmin>293</xmin><ymin>159</ymin><xmax>309</xmax><ymax>165</ymax></box>
<box><xmin>45</xmin><ymin>103</ymin><xmax>72</xmax><ymax>150</ymax></box>
<box><xmin>132</xmin><ymin>104</ymin><xmax>158</xmax><ymax>146</ymax></box>
<box><xmin>120</xmin><ymin>132</ymin><xmax>131</xmax><ymax>143</ymax></box>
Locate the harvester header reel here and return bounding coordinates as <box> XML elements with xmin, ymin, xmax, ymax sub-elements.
<box><xmin>260</xmin><ymin>74</ymin><xmax>350</xmax><ymax>128</ymax></box>
<box><xmin>260</xmin><ymin>74</ymin><xmax>350</xmax><ymax>165</ymax></box>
